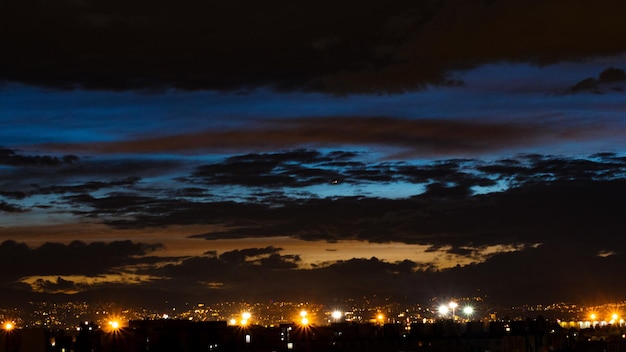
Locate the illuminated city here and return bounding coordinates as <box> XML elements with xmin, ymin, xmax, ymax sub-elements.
<box><xmin>3</xmin><ymin>298</ymin><xmax>626</xmax><ymax>350</ymax></box>
<box><xmin>3</xmin><ymin>0</ymin><xmax>626</xmax><ymax>351</ymax></box>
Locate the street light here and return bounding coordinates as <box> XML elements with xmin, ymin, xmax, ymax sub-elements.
<box><xmin>463</xmin><ymin>306</ymin><xmax>474</xmax><ymax>319</ymax></box>
<box><xmin>107</xmin><ymin>320</ymin><xmax>121</xmax><ymax>333</ymax></box>
<box><xmin>331</xmin><ymin>311</ymin><xmax>342</xmax><ymax>322</ymax></box>
<box><xmin>449</xmin><ymin>302</ymin><xmax>458</xmax><ymax>320</ymax></box>
<box><xmin>3</xmin><ymin>322</ymin><xmax>15</xmax><ymax>352</ymax></box>
<box><xmin>438</xmin><ymin>305</ymin><xmax>449</xmax><ymax>317</ymax></box>
<box><xmin>241</xmin><ymin>312</ymin><xmax>252</xmax><ymax>326</ymax></box>
<box><xmin>299</xmin><ymin>310</ymin><xmax>309</xmax><ymax>326</ymax></box>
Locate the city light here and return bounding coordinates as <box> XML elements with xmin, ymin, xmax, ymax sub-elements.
<box><xmin>377</xmin><ymin>313</ymin><xmax>385</xmax><ymax>322</ymax></box>
<box><xmin>299</xmin><ymin>310</ymin><xmax>309</xmax><ymax>326</ymax></box>
<box><xmin>240</xmin><ymin>312</ymin><xmax>252</xmax><ymax>326</ymax></box>
<box><xmin>463</xmin><ymin>306</ymin><xmax>474</xmax><ymax>318</ymax></box>
<box><xmin>3</xmin><ymin>322</ymin><xmax>13</xmax><ymax>331</ymax></box>
<box><xmin>331</xmin><ymin>310</ymin><xmax>342</xmax><ymax>321</ymax></box>
<box><xmin>590</xmin><ymin>313</ymin><xmax>597</xmax><ymax>321</ymax></box>
<box><xmin>105</xmin><ymin>320</ymin><xmax>122</xmax><ymax>334</ymax></box>
<box><xmin>438</xmin><ymin>305</ymin><xmax>449</xmax><ymax>317</ymax></box>
<box><xmin>449</xmin><ymin>301</ymin><xmax>458</xmax><ymax>320</ymax></box>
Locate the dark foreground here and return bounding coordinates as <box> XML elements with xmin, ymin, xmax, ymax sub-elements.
<box><xmin>2</xmin><ymin>318</ymin><xmax>624</xmax><ymax>352</ymax></box>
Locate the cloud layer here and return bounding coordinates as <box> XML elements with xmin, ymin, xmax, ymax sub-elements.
<box><xmin>2</xmin><ymin>0</ymin><xmax>626</xmax><ymax>309</ymax></box>
<box><xmin>2</xmin><ymin>147</ymin><xmax>626</xmax><ymax>305</ymax></box>
<box><xmin>2</xmin><ymin>0</ymin><xmax>626</xmax><ymax>92</ymax></box>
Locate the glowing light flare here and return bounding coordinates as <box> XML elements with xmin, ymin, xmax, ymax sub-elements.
<box><xmin>590</xmin><ymin>313</ymin><xmax>597</xmax><ymax>321</ymax></box>
<box><xmin>298</xmin><ymin>310</ymin><xmax>311</xmax><ymax>326</ymax></box>
<box><xmin>237</xmin><ymin>312</ymin><xmax>252</xmax><ymax>326</ymax></box>
<box><xmin>448</xmin><ymin>301</ymin><xmax>458</xmax><ymax>319</ymax></box>
<box><xmin>4</xmin><ymin>322</ymin><xmax>14</xmax><ymax>331</ymax></box>
<box><xmin>438</xmin><ymin>305</ymin><xmax>449</xmax><ymax>316</ymax></box>
<box><xmin>105</xmin><ymin>318</ymin><xmax>124</xmax><ymax>333</ymax></box>
<box><xmin>377</xmin><ymin>313</ymin><xmax>384</xmax><ymax>321</ymax></box>
<box><xmin>463</xmin><ymin>306</ymin><xmax>474</xmax><ymax>316</ymax></box>
<box><xmin>331</xmin><ymin>311</ymin><xmax>342</xmax><ymax>321</ymax></box>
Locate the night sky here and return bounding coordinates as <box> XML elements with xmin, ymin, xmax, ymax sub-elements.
<box><xmin>1</xmin><ymin>0</ymin><xmax>626</xmax><ymax>307</ymax></box>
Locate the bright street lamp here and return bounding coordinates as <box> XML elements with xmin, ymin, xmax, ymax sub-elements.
<box><xmin>240</xmin><ymin>312</ymin><xmax>252</xmax><ymax>326</ymax></box>
<box><xmin>299</xmin><ymin>310</ymin><xmax>309</xmax><ymax>326</ymax></box>
<box><xmin>463</xmin><ymin>306</ymin><xmax>474</xmax><ymax>319</ymax></box>
<box><xmin>449</xmin><ymin>302</ymin><xmax>458</xmax><ymax>320</ymax></box>
<box><xmin>438</xmin><ymin>305</ymin><xmax>449</xmax><ymax>317</ymax></box>
<box><xmin>331</xmin><ymin>311</ymin><xmax>342</xmax><ymax>322</ymax></box>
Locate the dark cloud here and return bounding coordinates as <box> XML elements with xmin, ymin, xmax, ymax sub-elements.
<box><xmin>0</xmin><ymin>147</ymin><xmax>78</xmax><ymax>167</ymax></box>
<box><xmin>53</xmin><ymin>153</ymin><xmax>626</xmax><ymax>256</ymax></box>
<box><xmin>139</xmin><ymin>252</ymin><xmax>420</xmax><ymax>303</ymax></box>
<box><xmin>191</xmin><ymin>150</ymin><xmax>345</xmax><ymax>188</ymax></box>
<box><xmin>0</xmin><ymin>150</ymin><xmax>183</xmax><ymax>186</ymax></box>
<box><xmin>421</xmin><ymin>182</ymin><xmax>473</xmax><ymax>199</ymax></box>
<box><xmin>0</xmin><ymin>240</ymin><xmax>163</xmax><ymax>282</ymax></box>
<box><xmin>0</xmin><ymin>150</ymin><xmax>185</xmax><ymax>208</ymax></box>
<box><xmin>0</xmin><ymin>0</ymin><xmax>440</xmax><ymax>92</ymax></box>
<box><xmin>0</xmin><ymin>191</ymin><xmax>28</xmax><ymax>200</ymax></box>
<box><xmin>46</xmin><ymin>116</ymin><xmax>600</xmax><ymax>157</ymax></box>
<box><xmin>567</xmin><ymin>67</ymin><xmax>626</xmax><ymax>94</ymax></box>
<box><xmin>2</xmin><ymin>152</ymin><xmax>625</xmax><ymax>304</ymax></box>
<box><xmin>219</xmin><ymin>246</ymin><xmax>283</xmax><ymax>264</ymax></box>
<box><xmin>15</xmin><ymin>177</ymin><xmax>142</xmax><ymax>199</ymax></box>
<box><xmin>6</xmin><ymin>239</ymin><xmax>626</xmax><ymax>305</ymax></box>
<box><xmin>31</xmin><ymin>277</ymin><xmax>78</xmax><ymax>294</ymax></box>
<box><xmin>428</xmin><ymin>244</ymin><xmax>626</xmax><ymax>305</ymax></box>
<box><xmin>0</xmin><ymin>201</ymin><xmax>26</xmax><ymax>213</ymax></box>
<box><xmin>2</xmin><ymin>0</ymin><xmax>626</xmax><ymax>93</ymax></box>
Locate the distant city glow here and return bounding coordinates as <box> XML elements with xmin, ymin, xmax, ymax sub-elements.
<box><xmin>4</xmin><ymin>322</ymin><xmax>13</xmax><ymax>331</ymax></box>
<box><xmin>438</xmin><ymin>305</ymin><xmax>449</xmax><ymax>316</ymax></box>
